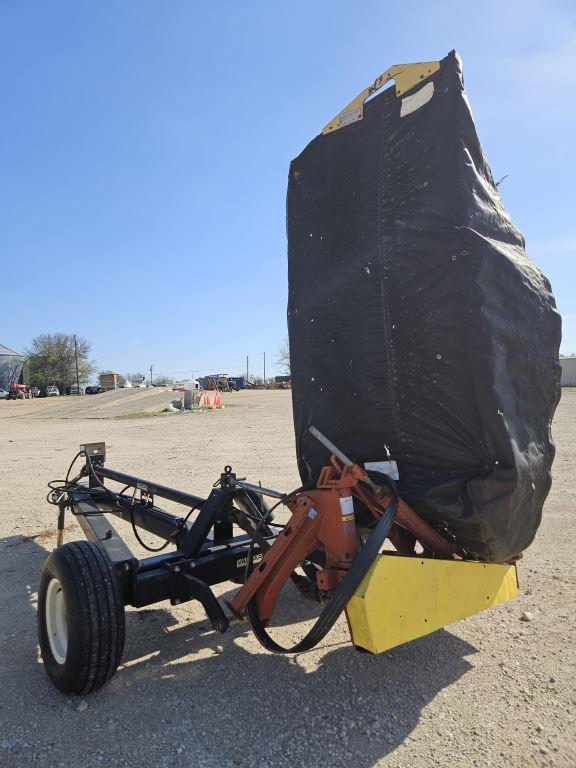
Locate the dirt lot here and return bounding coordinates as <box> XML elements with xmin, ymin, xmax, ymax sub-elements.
<box><xmin>0</xmin><ymin>389</ymin><xmax>575</xmax><ymax>768</ymax></box>
<box><xmin>0</xmin><ymin>386</ymin><xmax>181</xmax><ymax>420</ymax></box>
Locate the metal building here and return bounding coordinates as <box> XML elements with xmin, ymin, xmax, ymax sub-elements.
<box><xmin>560</xmin><ymin>357</ymin><xmax>576</xmax><ymax>386</ymax></box>
<box><xmin>0</xmin><ymin>344</ymin><xmax>24</xmax><ymax>390</ymax></box>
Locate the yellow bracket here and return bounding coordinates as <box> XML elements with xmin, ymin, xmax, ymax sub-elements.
<box><xmin>322</xmin><ymin>60</ymin><xmax>440</xmax><ymax>135</ymax></box>
<box><xmin>346</xmin><ymin>554</ymin><xmax>518</xmax><ymax>654</ymax></box>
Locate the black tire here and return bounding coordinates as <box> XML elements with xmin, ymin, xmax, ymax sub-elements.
<box><xmin>38</xmin><ymin>541</ymin><xmax>125</xmax><ymax>694</ymax></box>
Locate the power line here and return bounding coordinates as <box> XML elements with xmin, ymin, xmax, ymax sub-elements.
<box><xmin>137</xmin><ymin>361</ymin><xmax>250</xmax><ymax>375</ymax></box>
<box><xmin>122</xmin><ymin>355</ymin><xmax>282</xmax><ymax>380</ymax></box>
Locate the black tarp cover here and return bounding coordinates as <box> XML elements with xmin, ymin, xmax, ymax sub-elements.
<box><xmin>287</xmin><ymin>51</ymin><xmax>561</xmax><ymax>562</ymax></box>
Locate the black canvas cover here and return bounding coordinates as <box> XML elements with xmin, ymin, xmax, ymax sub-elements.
<box><xmin>287</xmin><ymin>50</ymin><xmax>561</xmax><ymax>562</ymax></box>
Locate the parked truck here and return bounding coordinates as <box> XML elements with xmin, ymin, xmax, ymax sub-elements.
<box><xmin>99</xmin><ymin>373</ymin><xmax>118</xmax><ymax>392</ymax></box>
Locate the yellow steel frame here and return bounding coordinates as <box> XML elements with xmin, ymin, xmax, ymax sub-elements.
<box><xmin>322</xmin><ymin>60</ymin><xmax>440</xmax><ymax>135</ymax></box>
<box><xmin>346</xmin><ymin>554</ymin><xmax>518</xmax><ymax>654</ymax></box>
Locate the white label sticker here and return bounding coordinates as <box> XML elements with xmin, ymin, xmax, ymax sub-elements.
<box><xmin>400</xmin><ymin>81</ymin><xmax>434</xmax><ymax>117</ymax></box>
<box><xmin>338</xmin><ymin>105</ymin><xmax>362</xmax><ymax>127</ymax></box>
<box><xmin>364</xmin><ymin>460</ymin><xmax>399</xmax><ymax>480</ymax></box>
<box><xmin>339</xmin><ymin>496</ymin><xmax>354</xmax><ymax>516</ymax></box>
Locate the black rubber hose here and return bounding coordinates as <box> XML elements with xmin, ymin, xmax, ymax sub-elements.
<box><xmin>247</xmin><ymin>477</ymin><xmax>398</xmax><ymax>654</ymax></box>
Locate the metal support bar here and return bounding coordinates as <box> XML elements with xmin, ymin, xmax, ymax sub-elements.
<box><xmin>233</xmin><ymin>480</ymin><xmax>284</xmax><ymax>500</ymax></box>
<box><xmin>309</xmin><ymin>426</ymin><xmax>355</xmax><ymax>467</ymax></box>
<box><xmin>179</xmin><ymin>487</ymin><xmax>235</xmax><ymax>556</ymax></box>
<box><xmin>71</xmin><ymin>490</ymin><xmax>135</xmax><ymax>565</ymax></box>
<box><xmin>309</xmin><ymin>426</ymin><xmax>380</xmax><ymax>493</ymax></box>
<box><xmin>94</xmin><ymin>465</ymin><xmax>206</xmax><ymax>510</ymax></box>
<box><xmin>136</xmin><ymin>533</ymin><xmax>269</xmax><ymax>573</ymax></box>
<box><xmin>170</xmin><ymin>568</ymin><xmax>229</xmax><ymax>632</ymax></box>
<box><xmin>70</xmin><ymin>487</ymin><xmax>189</xmax><ymax>546</ymax></box>
<box><xmin>56</xmin><ymin>499</ymin><xmax>66</xmax><ymax>548</ymax></box>
<box><xmin>114</xmin><ymin>496</ymin><xmax>190</xmax><ymax>545</ymax></box>
<box><xmin>130</xmin><ymin>539</ymin><xmax>269</xmax><ymax>608</ymax></box>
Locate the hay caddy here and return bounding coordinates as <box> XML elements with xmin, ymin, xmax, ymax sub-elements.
<box><xmin>38</xmin><ymin>429</ymin><xmax>517</xmax><ymax>694</ymax></box>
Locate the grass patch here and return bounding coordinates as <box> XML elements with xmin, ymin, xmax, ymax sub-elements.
<box><xmin>111</xmin><ymin>405</ymin><xmax>235</xmax><ymax>420</ymax></box>
<box><xmin>113</xmin><ymin>409</ymin><xmax>170</xmax><ymax>420</ymax></box>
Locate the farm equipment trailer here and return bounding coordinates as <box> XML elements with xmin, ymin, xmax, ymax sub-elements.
<box><xmin>36</xmin><ymin>52</ymin><xmax>536</xmax><ymax>694</ymax></box>
<box><xmin>38</xmin><ymin>430</ymin><xmax>517</xmax><ymax>694</ymax></box>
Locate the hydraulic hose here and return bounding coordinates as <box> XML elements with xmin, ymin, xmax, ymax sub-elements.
<box><xmin>247</xmin><ymin>478</ymin><xmax>398</xmax><ymax>653</ymax></box>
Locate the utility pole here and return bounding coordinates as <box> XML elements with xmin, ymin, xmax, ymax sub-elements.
<box><xmin>74</xmin><ymin>334</ymin><xmax>80</xmax><ymax>392</ymax></box>
<box><xmin>150</xmin><ymin>365</ymin><xmax>153</xmax><ymax>386</ymax></box>
<box><xmin>246</xmin><ymin>355</ymin><xmax>249</xmax><ymax>383</ymax></box>
<box><xmin>263</xmin><ymin>351</ymin><xmax>266</xmax><ymax>387</ymax></box>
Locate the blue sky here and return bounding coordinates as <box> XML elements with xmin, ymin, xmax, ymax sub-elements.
<box><xmin>1</xmin><ymin>0</ymin><xmax>575</xmax><ymax>380</ymax></box>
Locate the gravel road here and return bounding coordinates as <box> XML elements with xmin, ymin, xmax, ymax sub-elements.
<box><xmin>0</xmin><ymin>386</ymin><xmax>180</xmax><ymax>420</ymax></box>
<box><xmin>0</xmin><ymin>389</ymin><xmax>574</xmax><ymax>768</ymax></box>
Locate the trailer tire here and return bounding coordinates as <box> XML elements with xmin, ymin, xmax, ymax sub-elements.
<box><xmin>38</xmin><ymin>540</ymin><xmax>125</xmax><ymax>694</ymax></box>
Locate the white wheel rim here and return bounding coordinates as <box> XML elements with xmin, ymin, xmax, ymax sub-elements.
<box><xmin>45</xmin><ymin>577</ymin><xmax>68</xmax><ymax>665</ymax></box>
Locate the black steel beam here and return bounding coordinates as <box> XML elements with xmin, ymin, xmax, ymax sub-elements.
<box><xmin>178</xmin><ymin>487</ymin><xmax>235</xmax><ymax>556</ymax></box>
<box><xmin>130</xmin><ymin>541</ymin><xmax>265</xmax><ymax>608</ymax></box>
<box><xmin>113</xmin><ymin>497</ymin><xmax>188</xmax><ymax>544</ymax></box>
<box><xmin>94</xmin><ymin>465</ymin><xmax>206</xmax><ymax>509</ymax></box>
<box><xmin>70</xmin><ymin>487</ymin><xmax>189</xmax><ymax>545</ymax></box>
<box><xmin>71</xmin><ymin>490</ymin><xmax>135</xmax><ymax>565</ymax></box>
<box><xmin>135</xmin><ymin>533</ymin><xmax>271</xmax><ymax>572</ymax></box>
<box><xmin>68</xmin><ymin>465</ymin><xmax>286</xmax><ymax>622</ymax></box>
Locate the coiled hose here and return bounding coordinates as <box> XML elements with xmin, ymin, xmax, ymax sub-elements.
<box><xmin>247</xmin><ymin>474</ymin><xmax>398</xmax><ymax>653</ymax></box>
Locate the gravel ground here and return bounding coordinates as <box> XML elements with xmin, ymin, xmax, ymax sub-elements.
<box><xmin>0</xmin><ymin>389</ymin><xmax>574</xmax><ymax>768</ymax></box>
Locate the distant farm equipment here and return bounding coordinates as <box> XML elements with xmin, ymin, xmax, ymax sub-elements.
<box><xmin>273</xmin><ymin>375</ymin><xmax>291</xmax><ymax>389</ymax></box>
<box><xmin>7</xmin><ymin>383</ymin><xmax>30</xmax><ymax>399</ymax></box>
<box><xmin>200</xmin><ymin>374</ymin><xmax>233</xmax><ymax>391</ymax></box>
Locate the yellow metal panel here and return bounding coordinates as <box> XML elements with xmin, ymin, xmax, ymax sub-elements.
<box><xmin>346</xmin><ymin>555</ymin><xmax>518</xmax><ymax>654</ymax></box>
<box><xmin>322</xmin><ymin>60</ymin><xmax>440</xmax><ymax>135</ymax></box>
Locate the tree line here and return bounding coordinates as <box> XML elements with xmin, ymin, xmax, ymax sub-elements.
<box><xmin>24</xmin><ymin>334</ymin><xmax>175</xmax><ymax>391</ymax></box>
<box><xmin>26</xmin><ymin>333</ymin><xmax>94</xmax><ymax>392</ymax></box>
<box><xmin>23</xmin><ymin>332</ymin><xmax>292</xmax><ymax>393</ymax></box>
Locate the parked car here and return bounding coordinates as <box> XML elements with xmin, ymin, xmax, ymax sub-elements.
<box><xmin>68</xmin><ymin>385</ymin><xmax>85</xmax><ymax>395</ymax></box>
<box><xmin>29</xmin><ymin>387</ymin><xmax>40</xmax><ymax>398</ymax></box>
<box><xmin>46</xmin><ymin>386</ymin><xmax>60</xmax><ymax>397</ymax></box>
<box><xmin>85</xmin><ymin>386</ymin><xmax>104</xmax><ymax>395</ymax></box>
<box><xmin>0</xmin><ymin>389</ymin><xmax>8</xmax><ymax>399</ymax></box>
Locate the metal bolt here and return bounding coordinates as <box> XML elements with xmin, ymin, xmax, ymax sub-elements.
<box><xmin>174</xmin><ymin>566</ymin><xmax>180</xmax><ymax>573</ymax></box>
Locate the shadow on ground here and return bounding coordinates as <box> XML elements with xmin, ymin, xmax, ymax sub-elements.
<box><xmin>0</xmin><ymin>533</ymin><xmax>478</xmax><ymax>768</ymax></box>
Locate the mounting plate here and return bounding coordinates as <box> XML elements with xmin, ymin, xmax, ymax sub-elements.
<box><xmin>322</xmin><ymin>60</ymin><xmax>440</xmax><ymax>135</ymax></box>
